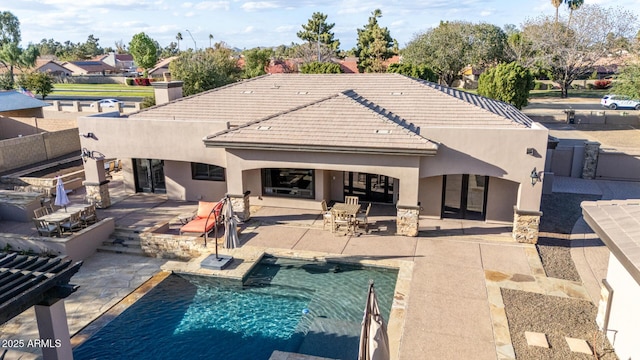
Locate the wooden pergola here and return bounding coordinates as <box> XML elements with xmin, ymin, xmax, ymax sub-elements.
<box><xmin>0</xmin><ymin>252</ymin><xmax>82</xmax><ymax>359</ymax></box>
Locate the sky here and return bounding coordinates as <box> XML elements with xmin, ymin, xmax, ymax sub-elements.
<box><xmin>4</xmin><ymin>0</ymin><xmax>640</xmax><ymax>51</ymax></box>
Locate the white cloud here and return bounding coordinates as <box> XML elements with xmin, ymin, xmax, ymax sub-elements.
<box><xmin>182</xmin><ymin>2</ymin><xmax>194</xmax><ymax>8</ymax></box>
<box><xmin>195</xmin><ymin>1</ymin><xmax>230</xmax><ymax>10</ymax></box>
<box><xmin>480</xmin><ymin>10</ymin><xmax>491</xmax><ymax>17</ymax></box>
<box><xmin>243</xmin><ymin>26</ymin><xmax>254</xmax><ymax>33</ymax></box>
<box><xmin>241</xmin><ymin>1</ymin><xmax>279</xmax><ymax>11</ymax></box>
<box><xmin>275</xmin><ymin>25</ymin><xmax>295</xmax><ymax>33</ymax></box>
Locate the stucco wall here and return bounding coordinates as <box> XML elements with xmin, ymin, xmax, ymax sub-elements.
<box><xmin>485</xmin><ymin>177</ymin><xmax>519</xmax><ymax>222</ymax></box>
<box><xmin>418</xmin><ymin>176</ymin><xmax>443</xmax><ymax>218</ymax></box>
<box><xmin>163</xmin><ymin>160</ymin><xmax>228</xmax><ymax>201</ymax></box>
<box><xmin>596</xmin><ymin>150</ymin><xmax>640</xmax><ymax>181</ymax></box>
<box><xmin>605</xmin><ymin>253</ymin><xmax>640</xmax><ymax>360</ymax></box>
<box><xmin>0</xmin><ymin>116</ymin><xmax>76</xmax><ymax>138</ymax></box>
<box><xmin>420</xmin><ymin>124</ymin><xmax>547</xmax><ymax>212</ymax></box>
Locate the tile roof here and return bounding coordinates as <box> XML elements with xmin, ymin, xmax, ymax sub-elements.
<box><xmin>204</xmin><ymin>90</ymin><xmax>438</xmax><ymax>155</ymax></box>
<box><xmin>582</xmin><ymin>200</ymin><xmax>640</xmax><ymax>285</ymax></box>
<box><xmin>0</xmin><ymin>91</ymin><xmax>50</xmax><ymax>112</ymax></box>
<box><xmin>131</xmin><ymin>73</ymin><xmax>532</xmax><ymax>129</ymax></box>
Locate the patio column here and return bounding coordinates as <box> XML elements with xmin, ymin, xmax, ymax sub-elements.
<box><xmin>512</xmin><ymin>207</ymin><xmax>542</xmax><ymax>244</ymax></box>
<box><xmin>582</xmin><ymin>141</ymin><xmax>600</xmax><ymax>180</ymax></box>
<box><xmin>34</xmin><ymin>300</ymin><xmax>73</xmax><ymax>360</ymax></box>
<box><xmin>228</xmin><ymin>192</ymin><xmax>250</xmax><ymax>221</ymax></box>
<box><xmin>397</xmin><ymin>205</ymin><xmax>420</xmax><ymax>237</ymax></box>
<box><xmin>82</xmin><ymin>157</ymin><xmax>111</xmax><ymax>208</ymax></box>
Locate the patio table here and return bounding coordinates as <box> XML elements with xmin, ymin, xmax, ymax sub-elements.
<box><xmin>35</xmin><ymin>205</ymin><xmax>89</xmax><ymax>227</ymax></box>
<box><xmin>330</xmin><ymin>203</ymin><xmax>360</xmax><ymax>234</ymax></box>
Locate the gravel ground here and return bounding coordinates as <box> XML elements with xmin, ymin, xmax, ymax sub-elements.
<box><xmin>502</xmin><ymin>289</ymin><xmax>617</xmax><ymax>360</ymax></box>
<box><xmin>536</xmin><ymin>192</ymin><xmax>602</xmax><ymax>281</ymax></box>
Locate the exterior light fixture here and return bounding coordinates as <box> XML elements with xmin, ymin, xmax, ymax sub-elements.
<box><xmin>530</xmin><ymin>167</ymin><xmax>541</xmax><ymax>186</ymax></box>
<box><xmin>81</xmin><ymin>148</ymin><xmax>92</xmax><ymax>162</ymax></box>
<box><xmin>82</xmin><ymin>132</ymin><xmax>96</xmax><ymax>139</ymax></box>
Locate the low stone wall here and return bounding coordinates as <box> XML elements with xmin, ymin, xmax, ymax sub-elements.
<box><xmin>139</xmin><ymin>222</ymin><xmax>218</xmax><ymax>260</ymax></box>
<box><xmin>0</xmin><ymin>218</ymin><xmax>115</xmax><ymax>261</ymax></box>
<box><xmin>512</xmin><ymin>208</ymin><xmax>542</xmax><ymax>244</ymax></box>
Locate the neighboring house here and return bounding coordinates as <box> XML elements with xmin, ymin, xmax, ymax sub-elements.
<box><xmin>581</xmin><ymin>200</ymin><xmax>640</xmax><ymax>360</ymax></box>
<box><xmin>148</xmin><ymin>57</ymin><xmax>177</xmax><ymax>78</ymax></box>
<box><xmin>77</xmin><ymin>73</ymin><xmax>548</xmax><ymax>239</ymax></box>
<box><xmin>0</xmin><ymin>90</ymin><xmax>50</xmax><ymax>117</ymax></box>
<box><xmin>61</xmin><ymin>61</ymin><xmax>117</xmax><ymax>75</ymax></box>
<box><xmin>100</xmin><ymin>53</ymin><xmax>135</xmax><ymax>72</ymax></box>
<box><xmin>0</xmin><ymin>58</ymin><xmax>71</xmax><ymax>77</ymax></box>
<box><xmin>266</xmin><ymin>58</ymin><xmax>298</xmax><ymax>74</ymax></box>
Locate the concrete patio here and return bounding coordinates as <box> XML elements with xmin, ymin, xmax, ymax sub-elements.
<box><xmin>0</xmin><ymin>173</ymin><xmax>634</xmax><ymax>360</ymax></box>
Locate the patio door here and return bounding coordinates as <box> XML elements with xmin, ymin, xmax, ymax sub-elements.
<box><xmin>442</xmin><ymin>174</ymin><xmax>488</xmax><ymax>220</ymax></box>
<box><xmin>343</xmin><ymin>172</ymin><xmax>395</xmax><ymax>203</ymax></box>
<box><xmin>133</xmin><ymin>158</ymin><xmax>166</xmax><ymax>194</ymax></box>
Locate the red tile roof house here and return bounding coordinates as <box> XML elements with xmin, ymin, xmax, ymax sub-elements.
<box><xmin>77</xmin><ymin>74</ymin><xmax>548</xmax><ymax>241</ymax></box>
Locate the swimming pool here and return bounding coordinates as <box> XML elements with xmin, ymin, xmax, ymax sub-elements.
<box><xmin>73</xmin><ymin>256</ymin><xmax>398</xmax><ymax>360</ymax></box>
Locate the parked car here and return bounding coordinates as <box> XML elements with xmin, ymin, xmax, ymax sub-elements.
<box><xmin>90</xmin><ymin>99</ymin><xmax>122</xmax><ymax>108</ymax></box>
<box><xmin>601</xmin><ymin>94</ymin><xmax>640</xmax><ymax>110</ymax></box>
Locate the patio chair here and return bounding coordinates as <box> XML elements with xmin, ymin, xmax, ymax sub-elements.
<box><xmin>60</xmin><ymin>212</ymin><xmax>82</xmax><ymax>233</ymax></box>
<box><xmin>321</xmin><ymin>200</ymin><xmax>332</xmax><ymax>230</ymax></box>
<box><xmin>33</xmin><ymin>219</ymin><xmax>61</xmax><ymax>237</ymax></box>
<box><xmin>33</xmin><ymin>207</ymin><xmax>48</xmax><ymax>219</ymax></box>
<box><xmin>344</xmin><ymin>196</ymin><xmax>359</xmax><ymax>205</ymax></box>
<box><xmin>80</xmin><ymin>204</ymin><xmax>98</xmax><ymax>226</ymax></box>
<box><xmin>179</xmin><ymin>201</ymin><xmax>224</xmax><ymax>236</ymax></box>
<box><xmin>356</xmin><ymin>202</ymin><xmax>372</xmax><ymax>232</ymax></box>
<box><xmin>331</xmin><ymin>209</ymin><xmax>355</xmax><ymax>235</ymax></box>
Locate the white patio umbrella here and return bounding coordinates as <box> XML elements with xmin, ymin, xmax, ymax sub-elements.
<box><xmin>224</xmin><ymin>196</ymin><xmax>239</xmax><ymax>249</ymax></box>
<box><xmin>54</xmin><ymin>176</ymin><xmax>70</xmax><ymax>211</ymax></box>
<box><xmin>358</xmin><ymin>282</ymin><xmax>390</xmax><ymax>360</ymax></box>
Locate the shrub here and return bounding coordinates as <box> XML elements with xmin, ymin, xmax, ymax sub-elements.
<box><xmin>125</xmin><ymin>78</ymin><xmax>134</xmax><ymax>86</ymax></box>
<box><xmin>140</xmin><ymin>96</ymin><xmax>156</xmax><ymax>109</ymax></box>
<box><xmin>533</xmin><ymin>82</ymin><xmax>543</xmax><ymax>90</ymax></box>
<box><xmin>586</xmin><ymin>83</ymin><xmax>595</xmax><ymax>90</ymax></box>
<box><xmin>593</xmin><ymin>79</ymin><xmax>612</xmax><ymax>89</ymax></box>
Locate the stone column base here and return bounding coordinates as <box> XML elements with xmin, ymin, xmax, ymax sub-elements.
<box><xmin>84</xmin><ymin>181</ymin><xmax>111</xmax><ymax>208</ymax></box>
<box><xmin>397</xmin><ymin>205</ymin><xmax>420</xmax><ymax>237</ymax></box>
<box><xmin>228</xmin><ymin>192</ymin><xmax>250</xmax><ymax>222</ymax></box>
<box><xmin>512</xmin><ymin>207</ymin><xmax>542</xmax><ymax>244</ymax></box>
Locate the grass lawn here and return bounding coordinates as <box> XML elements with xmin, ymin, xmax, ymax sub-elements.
<box><xmin>51</xmin><ymin>83</ymin><xmax>154</xmax><ymax>97</ymax></box>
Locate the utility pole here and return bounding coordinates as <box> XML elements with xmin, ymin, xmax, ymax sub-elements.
<box><xmin>317</xmin><ymin>23</ymin><xmax>322</xmax><ymax>62</ymax></box>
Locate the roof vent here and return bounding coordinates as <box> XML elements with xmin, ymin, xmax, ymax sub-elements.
<box><xmin>257</xmin><ymin>126</ymin><xmax>271</xmax><ymax>131</ymax></box>
<box><xmin>297</xmin><ymin>91</ymin><xmax>309</xmax><ymax>95</ymax></box>
<box><xmin>375</xmin><ymin>129</ymin><xmax>392</xmax><ymax>134</ymax></box>
<box><xmin>391</xmin><ymin>92</ymin><xmax>403</xmax><ymax>96</ymax></box>
<box><xmin>241</xmin><ymin>90</ymin><xmax>253</xmax><ymax>94</ymax></box>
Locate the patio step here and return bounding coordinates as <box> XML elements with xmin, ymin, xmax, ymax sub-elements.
<box><xmin>96</xmin><ymin>227</ymin><xmax>145</xmax><ymax>256</ymax></box>
<box><xmin>96</xmin><ymin>244</ymin><xmax>145</xmax><ymax>256</ymax></box>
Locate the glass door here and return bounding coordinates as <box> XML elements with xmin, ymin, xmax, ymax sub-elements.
<box><xmin>344</xmin><ymin>172</ymin><xmax>395</xmax><ymax>203</ymax></box>
<box><xmin>442</xmin><ymin>174</ymin><xmax>488</xmax><ymax>220</ymax></box>
<box><xmin>133</xmin><ymin>159</ymin><xmax>166</xmax><ymax>194</ymax></box>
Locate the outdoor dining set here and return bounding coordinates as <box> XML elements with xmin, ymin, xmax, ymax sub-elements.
<box><xmin>322</xmin><ymin>196</ymin><xmax>372</xmax><ymax>235</ymax></box>
<box><xmin>32</xmin><ymin>204</ymin><xmax>98</xmax><ymax>237</ymax></box>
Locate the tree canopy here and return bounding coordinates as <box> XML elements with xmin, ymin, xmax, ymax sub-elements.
<box><xmin>402</xmin><ymin>21</ymin><xmax>507</xmax><ymax>86</ymax></box>
<box><xmin>299</xmin><ymin>61</ymin><xmax>342</xmax><ymax>74</ymax></box>
<box><xmin>386</xmin><ymin>63</ymin><xmax>437</xmax><ymax>82</ymax></box>
<box><xmin>18</xmin><ymin>72</ymin><xmax>53</xmax><ymax>99</ymax></box>
<box><xmin>0</xmin><ymin>11</ymin><xmax>20</xmax><ymax>46</ymax></box>
<box><xmin>355</xmin><ymin>9</ymin><xmax>396</xmax><ymax>73</ymax></box>
<box><xmin>297</xmin><ymin>12</ymin><xmax>340</xmax><ymax>57</ymax></box>
<box><xmin>129</xmin><ymin>32</ymin><xmax>158</xmax><ymax>77</ymax></box>
<box><xmin>477</xmin><ymin>62</ymin><xmax>533</xmax><ymax>109</ymax></box>
<box><xmin>522</xmin><ymin>4</ymin><xmax>637</xmax><ymax>97</ymax></box>
<box><xmin>243</xmin><ymin>47</ymin><xmax>273</xmax><ymax>78</ymax></box>
<box><xmin>169</xmin><ymin>44</ymin><xmax>241</xmax><ymax>96</ymax></box>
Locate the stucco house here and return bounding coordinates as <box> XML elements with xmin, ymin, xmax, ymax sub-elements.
<box><xmin>581</xmin><ymin>200</ymin><xmax>640</xmax><ymax>360</ymax></box>
<box><xmin>77</xmin><ymin>74</ymin><xmax>547</xmax><ymax>240</ymax></box>
<box><xmin>99</xmin><ymin>53</ymin><xmax>135</xmax><ymax>72</ymax></box>
<box><xmin>60</xmin><ymin>61</ymin><xmax>117</xmax><ymax>75</ymax></box>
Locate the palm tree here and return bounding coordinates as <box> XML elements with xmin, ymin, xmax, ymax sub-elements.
<box><xmin>209</xmin><ymin>34</ymin><xmax>214</xmax><ymax>48</ymax></box>
<box><xmin>176</xmin><ymin>32</ymin><xmax>183</xmax><ymax>51</ymax></box>
<box><xmin>567</xmin><ymin>0</ymin><xmax>584</xmax><ymax>26</ymax></box>
<box><xmin>551</xmin><ymin>0</ymin><xmax>563</xmax><ymax>22</ymax></box>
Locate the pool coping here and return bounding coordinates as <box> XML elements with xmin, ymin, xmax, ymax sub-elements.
<box><xmin>70</xmin><ymin>246</ymin><xmax>412</xmax><ymax>360</ymax></box>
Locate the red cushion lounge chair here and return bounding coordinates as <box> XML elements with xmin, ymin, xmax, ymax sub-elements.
<box><xmin>179</xmin><ymin>201</ymin><xmax>224</xmax><ymax>236</ymax></box>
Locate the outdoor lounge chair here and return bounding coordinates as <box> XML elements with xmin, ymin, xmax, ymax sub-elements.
<box><xmin>356</xmin><ymin>203</ymin><xmax>372</xmax><ymax>232</ymax></box>
<box><xmin>345</xmin><ymin>196</ymin><xmax>359</xmax><ymax>205</ymax></box>
<box><xmin>179</xmin><ymin>201</ymin><xmax>224</xmax><ymax>236</ymax></box>
<box><xmin>60</xmin><ymin>212</ymin><xmax>82</xmax><ymax>233</ymax></box>
<box><xmin>80</xmin><ymin>204</ymin><xmax>98</xmax><ymax>226</ymax></box>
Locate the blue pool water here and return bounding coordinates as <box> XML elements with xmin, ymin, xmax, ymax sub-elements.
<box><xmin>73</xmin><ymin>256</ymin><xmax>398</xmax><ymax>360</ymax></box>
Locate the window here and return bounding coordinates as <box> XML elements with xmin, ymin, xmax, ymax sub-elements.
<box><xmin>262</xmin><ymin>168</ymin><xmax>315</xmax><ymax>199</ymax></box>
<box><xmin>191</xmin><ymin>163</ymin><xmax>225</xmax><ymax>181</ymax></box>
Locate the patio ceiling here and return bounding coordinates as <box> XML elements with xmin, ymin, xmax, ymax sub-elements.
<box><xmin>0</xmin><ymin>252</ymin><xmax>82</xmax><ymax>325</ymax></box>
